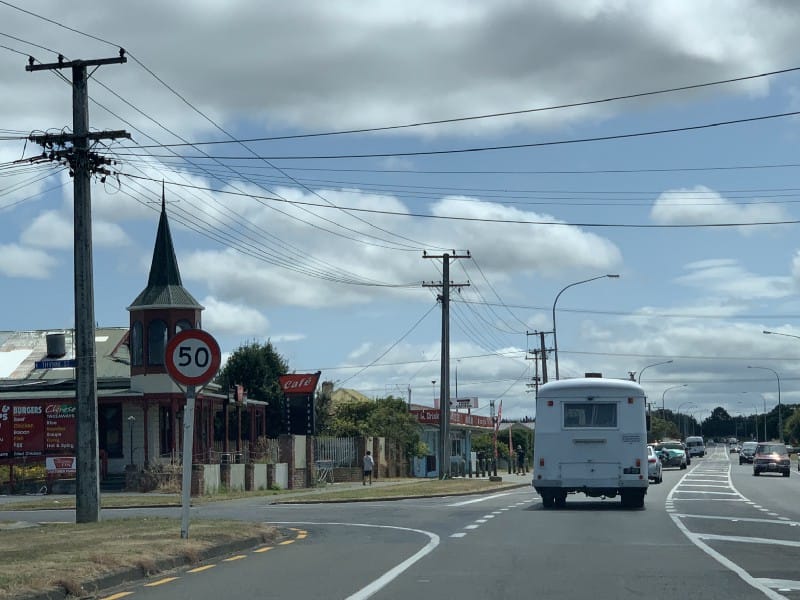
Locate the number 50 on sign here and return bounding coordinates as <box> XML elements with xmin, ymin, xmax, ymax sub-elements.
<box><xmin>165</xmin><ymin>329</ymin><xmax>221</xmax><ymax>387</ymax></box>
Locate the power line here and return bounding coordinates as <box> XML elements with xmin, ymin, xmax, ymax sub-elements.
<box><xmin>118</xmin><ymin>173</ymin><xmax>800</xmax><ymax>228</ymax></box>
<box><xmin>111</xmin><ymin>109</ymin><xmax>800</xmax><ymax>161</ymax></box>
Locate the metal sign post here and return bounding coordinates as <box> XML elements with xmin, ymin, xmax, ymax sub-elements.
<box><xmin>180</xmin><ymin>384</ymin><xmax>196</xmax><ymax>540</ymax></box>
<box><xmin>164</xmin><ymin>330</ymin><xmax>221</xmax><ymax>540</ymax></box>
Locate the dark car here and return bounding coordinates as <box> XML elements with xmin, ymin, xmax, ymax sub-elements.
<box><xmin>739</xmin><ymin>441</ymin><xmax>758</xmax><ymax>464</ymax></box>
<box><xmin>753</xmin><ymin>443</ymin><xmax>790</xmax><ymax>477</ymax></box>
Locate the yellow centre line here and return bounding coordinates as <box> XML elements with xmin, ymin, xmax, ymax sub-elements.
<box><xmin>254</xmin><ymin>546</ymin><xmax>273</xmax><ymax>553</ymax></box>
<box><xmin>223</xmin><ymin>555</ymin><xmax>247</xmax><ymax>562</ymax></box>
<box><xmin>144</xmin><ymin>577</ymin><xmax>179</xmax><ymax>587</ymax></box>
<box><xmin>188</xmin><ymin>564</ymin><xmax>216</xmax><ymax>573</ymax></box>
<box><xmin>279</xmin><ymin>540</ymin><xmax>295</xmax><ymax>546</ymax></box>
<box><xmin>99</xmin><ymin>593</ymin><xmax>134</xmax><ymax>600</ymax></box>
<box><xmin>296</xmin><ymin>534</ymin><xmax>307</xmax><ymax>539</ymax></box>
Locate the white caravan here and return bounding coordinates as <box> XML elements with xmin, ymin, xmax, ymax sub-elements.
<box><xmin>533</xmin><ymin>376</ymin><xmax>649</xmax><ymax>508</ymax></box>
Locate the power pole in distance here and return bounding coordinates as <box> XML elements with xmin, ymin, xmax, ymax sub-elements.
<box><xmin>26</xmin><ymin>51</ymin><xmax>130</xmax><ymax>523</ymax></box>
<box><xmin>423</xmin><ymin>250</ymin><xmax>470</xmax><ymax>480</ymax></box>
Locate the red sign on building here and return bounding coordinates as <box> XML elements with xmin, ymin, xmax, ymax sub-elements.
<box><xmin>0</xmin><ymin>401</ymin><xmax>77</xmax><ymax>458</ymax></box>
<box><xmin>279</xmin><ymin>372</ymin><xmax>321</xmax><ymax>395</ymax></box>
<box><xmin>411</xmin><ymin>409</ymin><xmax>494</xmax><ymax>429</ymax></box>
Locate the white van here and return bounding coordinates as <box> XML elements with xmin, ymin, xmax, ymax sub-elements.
<box><xmin>532</xmin><ymin>376</ymin><xmax>649</xmax><ymax>508</ymax></box>
<box><xmin>684</xmin><ymin>436</ymin><xmax>706</xmax><ymax>458</ymax></box>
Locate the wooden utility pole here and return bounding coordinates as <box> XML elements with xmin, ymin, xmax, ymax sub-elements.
<box><xmin>423</xmin><ymin>250</ymin><xmax>469</xmax><ymax>479</ymax></box>
<box><xmin>26</xmin><ymin>52</ymin><xmax>129</xmax><ymax>523</ymax></box>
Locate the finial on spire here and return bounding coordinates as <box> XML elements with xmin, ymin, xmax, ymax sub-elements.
<box><xmin>161</xmin><ymin>180</ymin><xmax>166</xmax><ymax>212</ymax></box>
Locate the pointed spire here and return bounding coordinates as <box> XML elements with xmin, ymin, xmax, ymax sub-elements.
<box><xmin>127</xmin><ymin>186</ymin><xmax>202</xmax><ymax>310</ymax></box>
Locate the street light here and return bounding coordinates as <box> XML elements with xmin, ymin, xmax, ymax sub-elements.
<box><xmin>637</xmin><ymin>359</ymin><xmax>673</xmax><ymax>384</ymax></box>
<box><xmin>738</xmin><ymin>397</ymin><xmax>759</xmax><ymax>442</ymax></box>
<box><xmin>431</xmin><ymin>380</ymin><xmax>436</xmax><ymax>404</ymax></box>
<box><xmin>676</xmin><ymin>401</ymin><xmax>697</xmax><ymax>438</ymax></box>
<box><xmin>552</xmin><ymin>274</ymin><xmax>620</xmax><ymax>380</ymax></box>
<box><xmin>127</xmin><ymin>415</ymin><xmax>136</xmax><ymax>467</ymax></box>
<box><xmin>747</xmin><ymin>366</ymin><xmax>782</xmax><ymax>442</ymax></box>
<box><xmin>661</xmin><ymin>384</ymin><xmax>688</xmax><ymax>419</ymax></box>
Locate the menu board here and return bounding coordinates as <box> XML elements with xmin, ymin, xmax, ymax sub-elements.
<box><xmin>12</xmin><ymin>403</ymin><xmax>44</xmax><ymax>457</ymax></box>
<box><xmin>45</xmin><ymin>403</ymin><xmax>77</xmax><ymax>454</ymax></box>
<box><xmin>0</xmin><ymin>401</ymin><xmax>76</xmax><ymax>458</ymax></box>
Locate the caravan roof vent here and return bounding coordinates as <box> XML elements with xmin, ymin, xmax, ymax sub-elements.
<box><xmin>584</xmin><ymin>372</ymin><xmax>602</xmax><ymax>378</ymax></box>
<box><xmin>46</xmin><ymin>332</ymin><xmax>66</xmax><ymax>357</ymax></box>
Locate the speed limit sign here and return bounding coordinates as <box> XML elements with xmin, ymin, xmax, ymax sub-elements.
<box><xmin>165</xmin><ymin>329</ymin><xmax>221</xmax><ymax>387</ymax></box>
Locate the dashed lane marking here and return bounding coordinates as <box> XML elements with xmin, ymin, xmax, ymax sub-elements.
<box><xmin>223</xmin><ymin>555</ymin><xmax>247</xmax><ymax>562</ymax></box>
<box><xmin>450</xmin><ymin>532</ymin><xmax>467</xmax><ymax>538</ymax></box>
<box><xmin>99</xmin><ymin>593</ymin><xmax>133</xmax><ymax>600</ymax></box>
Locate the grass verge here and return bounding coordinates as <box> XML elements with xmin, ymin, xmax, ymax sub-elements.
<box><xmin>0</xmin><ymin>518</ymin><xmax>280</xmax><ymax>600</ymax></box>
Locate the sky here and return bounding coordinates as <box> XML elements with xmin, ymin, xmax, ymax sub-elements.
<box><xmin>3</xmin><ymin>1</ymin><xmax>800</xmax><ymax>427</ymax></box>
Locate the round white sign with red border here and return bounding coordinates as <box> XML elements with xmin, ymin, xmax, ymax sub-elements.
<box><xmin>165</xmin><ymin>329</ymin><xmax>221</xmax><ymax>387</ymax></box>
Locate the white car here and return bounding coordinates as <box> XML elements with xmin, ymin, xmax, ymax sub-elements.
<box><xmin>647</xmin><ymin>445</ymin><xmax>663</xmax><ymax>484</ymax></box>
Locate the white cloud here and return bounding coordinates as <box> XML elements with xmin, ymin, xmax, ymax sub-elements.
<box><xmin>651</xmin><ymin>186</ymin><xmax>788</xmax><ymax>231</ymax></box>
<box><xmin>20</xmin><ymin>211</ymin><xmax>72</xmax><ymax>250</ymax></box>
<box><xmin>676</xmin><ymin>259</ymin><xmax>793</xmax><ymax>300</ymax></box>
<box><xmin>0</xmin><ymin>244</ymin><xmax>57</xmax><ymax>278</ymax></box>
<box><xmin>200</xmin><ymin>296</ymin><xmax>270</xmax><ymax>336</ymax></box>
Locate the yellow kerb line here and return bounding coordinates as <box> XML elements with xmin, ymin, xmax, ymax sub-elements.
<box><xmin>144</xmin><ymin>577</ymin><xmax>179</xmax><ymax>587</ymax></box>
<box><xmin>296</xmin><ymin>533</ymin><xmax>307</xmax><ymax>539</ymax></box>
<box><xmin>223</xmin><ymin>555</ymin><xmax>247</xmax><ymax>562</ymax></box>
<box><xmin>254</xmin><ymin>546</ymin><xmax>273</xmax><ymax>553</ymax></box>
<box><xmin>188</xmin><ymin>564</ymin><xmax>216</xmax><ymax>573</ymax></box>
<box><xmin>279</xmin><ymin>540</ymin><xmax>295</xmax><ymax>545</ymax></box>
<box><xmin>99</xmin><ymin>593</ymin><xmax>133</xmax><ymax>600</ymax></box>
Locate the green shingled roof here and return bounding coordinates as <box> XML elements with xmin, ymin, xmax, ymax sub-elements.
<box><xmin>128</xmin><ymin>195</ymin><xmax>202</xmax><ymax>310</ymax></box>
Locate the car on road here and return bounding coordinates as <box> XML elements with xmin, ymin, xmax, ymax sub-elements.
<box><xmin>685</xmin><ymin>436</ymin><xmax>706</xmax><ymax>458</ymax></box>
<box><xmin>753</xmin><ymin>442</ymin><xmax>790</xmax><ymax>477</ymax></box>
<box><xmin>647</xmin><ymin>445</ymin><xmax>663</xmax><ymax>483</ymax></box>
<box><xmin>654</xmin><ymin>441</ymin><xmax>688</xmax><ymax>469</ymax></box>
<box><xmin>739</xmin><ymin>441</ymin><xmax>758</xmax><ymax>464</ymax></box>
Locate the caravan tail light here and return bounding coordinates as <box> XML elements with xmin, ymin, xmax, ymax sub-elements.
<box><xmin>539</xmin><ymin>458</ymin><xmax>544</xmax><ymax>467</ymax></box>
<box><xmin>636</xmin><ymin>459</ymin><xmax>641</xmax><ymax>467</ymax></box>
<box><xmin>547</xmin><ymin>400</ymin><xmax>553</xmax><ymax>406</ymax></box>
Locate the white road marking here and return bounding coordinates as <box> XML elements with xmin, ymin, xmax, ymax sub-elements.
<box><xmin>665</xmin><ymin>454</ymin><xmax>791</xmax><ymax>600</ymax></box>
<box><xmin>446</xmin><ymin>492</ymin><xmax>514</xmax><ymax>507</ymax></box>
<box><xmin>268</xmin><ymin>521</ymin><xmax>439</xmax><ymax>600</ymax></box>
<box><xmin>697</xmin><ymin>533</ymin><xmax>800</xmax><ymax>548</ymax></box>
<box><xmin>464</xmin><ymin>524</ymin><xmax>480</xmax><ymax>529</ymax></box>
<box><xmin>450</xmin><ymin>533</ymin><xmax>467</xmax><ymax>538</ymax></box>
<box><xmin>758</xmin><ymin>579</ymin><xmax>800</xmax><ymax>591</ymax></box>
<box><xmin>676</xmin><ymin>513</ymin><xmax>800</xmax><ymax>526</ymax></box>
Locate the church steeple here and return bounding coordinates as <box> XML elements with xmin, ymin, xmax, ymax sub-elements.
<box><xmin>127</xmin><ymin>186</ymin><xmax>204</xmax><ymax>382</ymax></box>
<box><xmin>128</xmin><ymin>185</ymin><xmax>202</xmax><ymax>310</ymax></box>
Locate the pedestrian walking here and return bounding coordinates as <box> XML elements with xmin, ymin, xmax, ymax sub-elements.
<box><xmin>516</xmin><ymin>445</ymin><xmax>525</xmax><ymax>475</ymax></box>
<box><xmin>363</xmin><ymin>450</ymin><xmax>374</xmax><ymax>485</ymax></box>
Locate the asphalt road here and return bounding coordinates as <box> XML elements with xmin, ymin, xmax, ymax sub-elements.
<box><xmin>9</xmin><ymin>446</ymin><xmax>800</xmax><ymax>599</ymax></box>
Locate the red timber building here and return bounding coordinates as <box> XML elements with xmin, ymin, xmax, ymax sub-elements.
<box><xmin>0</xmin><ymin>196</ymin><xmax>268</xmax><ymax>487</ymax></box>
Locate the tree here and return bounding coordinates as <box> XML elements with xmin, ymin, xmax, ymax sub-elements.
<box><xmin>784</xmin><ymin>407</ymin><xmax>800</xmax><ymax>444</ymax></box>
<box><xmin>366</xmin><ymin>397</ymin><xmax>420</xmax><ymax>456</ymax></box>
<box><xmin>215</xmin><ymin>340</ymin><xmax>289</xmax><ymax>437</ymax></box>
<box><xmin>323</xmin><ymin>400</ymin><xmax>371</xmax><ymax>437</ymax></box>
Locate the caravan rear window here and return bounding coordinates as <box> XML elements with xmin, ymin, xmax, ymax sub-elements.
<box><xmin>563</xmin><ymin>402</ymin><xmax>617</xmax><ymax>428</ymax></box>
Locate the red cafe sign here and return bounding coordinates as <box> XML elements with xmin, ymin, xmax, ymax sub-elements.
<box><xmin>279</xmin><ymin>372</ymin><xmax>321</xmax><ymax>395</ymax></box>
